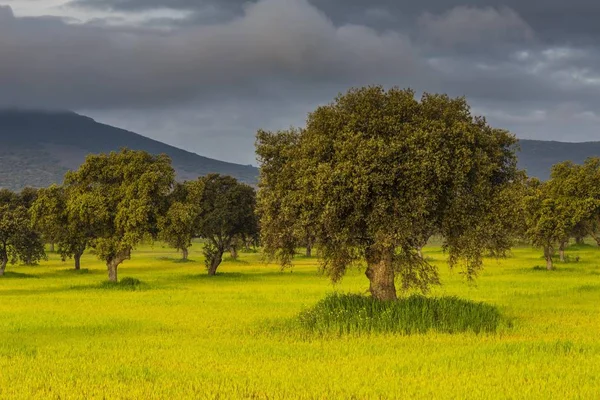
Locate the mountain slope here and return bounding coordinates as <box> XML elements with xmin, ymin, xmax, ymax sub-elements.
<box><xmin>0</xmin><ymin>110</ymin><xmax>258</xmax><ymax>190</ymax></box>
<box><xmin>518</xmin><ymin>139</ymin><xmax>600</xmax><ymax>180</ymax></box>
<box><xmin>1</xmin><ymin>110</ymin><xmax>599</xmax><ymax>191</ymax></box>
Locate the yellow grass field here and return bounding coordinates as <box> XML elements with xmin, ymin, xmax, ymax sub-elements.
<box><xmin>1</xmin><ymin>243</ymin><xmax>599</xmax><ymax>399</ymax></box>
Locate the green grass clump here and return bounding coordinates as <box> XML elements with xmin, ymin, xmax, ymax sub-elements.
<box><xmin>99</xmin><ymin>277</ymin><xmax>145</xmax><ymax>290</ymax></box>
<box><xmin>298</xmin><ymin>293</ymin><xmax>504</xmax><ymax>335</ymax></box>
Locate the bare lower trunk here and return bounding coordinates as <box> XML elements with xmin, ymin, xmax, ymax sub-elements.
<box><xmin>575</xmin><ymin>236</ymin><xmax>585</xmax><ymax>245</ymax></box>
<box><xmin>365</xmin><ymin>246</ymin><xmax>397</xmax><ymax>301</ymax></box>
<box><xmin>589</xmin><ymin>230</ymin><xmax>600</xmax><ymax>246</ymax></box>
<box><xmin>0</xmin><ymin>259</ymin><xmax>6</xmax><ymax>276</ymax></box>
<box><xmin>306</xmin><ymin>244</ymin><xmax>312</xmax><ymax>258</ymax></box>
<box><xmin>559</xmin><ymin>242</ymin><xmax>566</xmax><ymax>262</ymax></box>
<box><xmin>230</xmin><ymin>246</ymin><xmax>238</xmax><ymax>260</ymax></box>
<box><xmin>182</xmin><ymin>247</ymin><xmax>189</xmax><ymax>261</ymax></box>
<box><xmin>417</xmin><ymin>246</ymin><xmax>423</xmax><ymax>259</ymax></box>
<box><xmin>74</xmin><ymin>251</ymin><xmax>83</xmax><ymax>270</ymax></box>
<box><xmin>106</xmin><ymin>249</ymin><xmax>130</xmax><ymax>282</ymax></box>
<box><xmin>208</xmin><ymin>251</ymin><xmax>223</xmax><ymax>276</ymax></box>
<box><xmin>544</xmin><ymin>246</ymin><xmax>554</xmax><ymax>270</ymax></box>
<box><xmin>50</xmin><ymin>242</ymin><xmax>55</xmax><ymax>252</ymax></box>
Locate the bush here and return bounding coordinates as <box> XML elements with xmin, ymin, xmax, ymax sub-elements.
<box><xmin>99</xmin><ymin>277</ymin><xmax>144</xmax><ymax>290</ymax></box>
<box><xmin>298</xmin><ymin>293</ymin><xmax>504</xmax><ymax>336</ymax></box>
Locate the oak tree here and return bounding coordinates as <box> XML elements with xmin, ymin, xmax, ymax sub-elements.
<box><xmin>64</xmin><ymin>149</ymin><xmax>174</xmax><ymax>282</ymax></box>
<box><xmin>31</xmin><ymin>185</ymin><xmax>94</xmax><ymax>270</ymax></box>
<box><xmin>158</xmin><ymin>181</ymin><xmax>204</xmax><ymax>261</ymax></box>
<box><xmin>196</xmin><ymin>174</ymin><xmax>258</xmax><ymax>275</ymax></box>
<box><xmin>0</xmin><ymin>191</ymin><xmax>45</xmax><ymax>275</ymax></box>
<box><xmin>257</xmin><ymin>86</ymin><xmax>520</xmax><ymax>300</ymax></box>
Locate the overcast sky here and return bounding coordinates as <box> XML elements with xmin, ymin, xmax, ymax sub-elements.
<box><xmin>2</xmin><ymin>0</ymin><xmax>600</xmax><ymax>164</ymax></box>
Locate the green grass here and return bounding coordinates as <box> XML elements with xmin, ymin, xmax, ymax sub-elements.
<box><xmin>1</xmin><ymin>243</ymin><xmax>600</xmax><ymax>399</ymax></box>
<box><xmin>298</xmin><ymin>293</ymin><xmax>504</xmax><ymax>336</ymax></box>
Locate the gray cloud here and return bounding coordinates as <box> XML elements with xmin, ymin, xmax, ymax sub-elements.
<box><xmin>417</xmin><ymin>6</ymin><xmax>534</xmax><ymax>49</ymax></box>
<box><xmin>0</xmin><ymin>0</ymin><xmax>425</xmax><ymax>110</ymax></box>
<box><xmin>66</xmin><ymin>0</ymin><xmax>600</xmax><ymax>43</ymax></box>
<box><xmin>3</xmin><ymin>0</ymin><xmax>600</xmax><ymax>164</ymax></box>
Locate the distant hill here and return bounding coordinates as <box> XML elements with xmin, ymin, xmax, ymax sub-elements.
<box><xmin>0</xmin><ymin>110</ymin><xmax>598</xmax><ymax>190</ymax></box>
<box><xmin>518</xmin><ymin>140</ymin><xmax>600</xmax><ymax>180</ymax></box>
<box><xmin>0</xmin><ymin>110</ymin><xmax>258</xmax><ymax>191</ymax></box>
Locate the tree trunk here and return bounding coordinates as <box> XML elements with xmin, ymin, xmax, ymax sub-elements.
<box><xmin>417</xmin><ymin>246</ymin><xmax>423</xmax><ymax>259</ymax></box>
<box><xmin>365</xmin><ymin>246</ymin><xmax>397</xmax><ymax>301</ymax></box>
<box><xmin>74</xmin><ymin>251</ymin><xmax>83</xmax><ymax>270</ymax></box>
<box><xmin>575</xmin><ymin>236</ymin><xmax>585</xmax><ymax>245</ymax></box>
<box><xmin>306</xmin><ymin>244</ymin><xmax>312</xmax><ymax>258</ymax></box>
<box><xmin>50</xmin><ymin>242</ymin><xmax>55</xmax><ymax>252</ymax></box>
<box><xmin>208</xmin><ymin>251</ymin><xmax>223</xmax><ymax>276</ymax></box>
<box><xmin>589</xmin><ymin>230</ymin><xmax>600</xmax><ymax>246</ymax></box>
<box><xmin>544</xmin><ymin>246</ymin><xmax>554</xmax><ymax>271</ymax></box>
<box><xmin>559</xmin><ymin>241</ymin><xmax>566</xmax><ymax>263</ymax></box>
<box><xmin>230</xmin><ymin>246</ymin><xmax>238</xmax><ymax>260</ymax></box>
<box><xmin>182</xmin><ymin>247</ymin><xmax>189</xmax><ymax>261</ymax></box>
<box><xmin>106</xmin><ymin>249</ymin><xmax>130</xmax><ymax>282</ymax></box>
<box><xmin>0</xmin><ymin>259</ymin><xmax>6</xmax><ymax>276</ymax></box>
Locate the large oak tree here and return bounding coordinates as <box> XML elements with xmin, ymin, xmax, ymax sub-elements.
<box><xmin>64</xmin><ymin>149</ymin><xmax>174</xmax><ymax>282</ymax></box>
<box><xmin>257</xmin><ymin>86</ymin><xmax>520</xmax><ymax>300</ymax></box>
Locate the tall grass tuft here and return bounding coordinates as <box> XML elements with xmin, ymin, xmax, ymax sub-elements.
<box><xmin>298</xmin><ymin>293</ymin><xmax>504</xmax><ymax>336</ymax></box>
<box><xmin>99</xmin><ymin>277</ymin><xmax>145</xmax><ymax>291</ymax></box>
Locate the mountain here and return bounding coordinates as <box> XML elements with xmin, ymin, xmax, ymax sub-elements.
<box><xmin>0</xmin><ymin>110</ymin><xmax>258</xmax><ymax>191</ymax></box>
<box><xmin>518</xmin><ymin>140</ymin><xmax>600</xmax><ymax>180</ymax></box>
<box><xmin>0</xmin><ymin>110</ymin><xmax>599</xmax><ymax>191</ymax></box>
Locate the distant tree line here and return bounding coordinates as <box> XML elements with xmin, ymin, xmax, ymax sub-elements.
<box><xmin>2</xmin><ymin>85</ymin><xmax>599</xmax><ymax>300</ymax></box>
<box><xmin>1</xmin><ymin>149</ymin><xmax>258</xmax><ymax>281</ymax></box>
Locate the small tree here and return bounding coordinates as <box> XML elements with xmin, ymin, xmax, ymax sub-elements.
<box><xmin>31</xmin><ymin>185</ymin><xmax>94</xmax><ymax>270</ymax></box>
<box><xmin>158</xmin><ymin>181</ymin><xmax>204</xmax><ymax>261</ymax></box>
<box><xmin>523</xmin><ymin>177</ymin><xmax>594</xmax><ymax>270</ymax></box>
<box><xmin>0</xmin><ymin>194</ymin><xmax>45</xmax><ymax>275</ymax></box>
<box><xmin>196</xmin><ymin>174</ymin><xmax>258</xmax><ymax>275</ymax></box>
<box><xmin>64</xmin><ymin>149</ymin><xmax>174</xmax><ymax>282</ymax></box>
<box><xmin>257</xmin><ymin>86</ymin><xmax>520</xmax><ymax>300</ymax></box>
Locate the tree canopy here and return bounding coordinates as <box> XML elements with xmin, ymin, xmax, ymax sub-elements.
<box><xmin>257</xmin><ymin>86</ymin><xmax>520</xmax><ymax>300</ymax></box>
<box><xmin>158</xmin><ymin>180</ymin><xmax>205</xmax><ymax>261</ymax></box>
<box><xmin>196</xmin><ymin>174</ymin><xmax>258</xmax><ymax>275</ymax></box>
<box><xmin>0</xmin><ymin>190</ymin><xmax>45</xmax><ymax>275</ymax></box>
<box><xmin>31</xmin><ymin>185</ymin><xmax>96</xmax><ymax>270</ymax></box>
<box><xmin>64</xmin><ymin>149</ymin><xmax>175</xmax><ymax>281</ymax></box>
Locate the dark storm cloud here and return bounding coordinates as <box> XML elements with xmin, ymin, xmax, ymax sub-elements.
<box><xmin>3</xmin><ymin>0</ymin><xmax>600</xmax><ymax>162</ymax></box>
<box><xmin>0</xmin><ymin>0</ymin><xmax>425</xmax><ymax>110</ymax></box>
<box><xmin>69</xmin><ymin>0</ymin><xmax>600</xmax><ymax>43</ymax></box>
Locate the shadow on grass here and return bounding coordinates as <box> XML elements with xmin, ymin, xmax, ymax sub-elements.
<box><xmin>530</xmin><ymin>266</ymin><xmax>578</xmax><ymax>272</ymax></box>
<box><xmin>0</xmin><ymin>271</ymin><xmax>38</xmax><ymax>279</ymax></box>
<box><xmin>223</xmin><ymin>257</ymin><xmax>250</xmax><ymax>265</ymax></box>
<box><xmin>70</xmin><ymin>277</ymin><xmax>148</xmax><ymax>292</ymax></box>
<box><xmin>575</xmin><ymin>285</ymin><xmax>600</xmax><ymax>292</ymax></box>
<box><xmin>173</xmin><ymin>269</ymin><xmax>319</xmax><ymax>284</ymax></box>
<box><xmin>177</xmin><ymin>272</ymin><xmax>257</xmax><ymax>282</ymax></box>
<box><xmin>156</xmin><ymin>257</ymin><xmax>197</xmax><ymax>264</ymax></box>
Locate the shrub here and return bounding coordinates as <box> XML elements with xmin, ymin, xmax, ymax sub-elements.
<box><xmin>99</xmin><ymin>277</ymin><xmax>144</xmax><ymax>290</ymax></box>
<box><xmin>298</xmin><ymin>293</ymin><xmax>504</xmax><ymax>336</ymax></box>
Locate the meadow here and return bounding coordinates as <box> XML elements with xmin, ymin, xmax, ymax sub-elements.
<box><xmin>1</xmin><ymin>242</ymin><xmax>599</xmax><ymax>399</ymax></box>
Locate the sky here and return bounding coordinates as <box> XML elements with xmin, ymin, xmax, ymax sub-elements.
<box><xmin>2</xmin><ymin>0</ymin><xmax>600</xmax><ymax>165</ymax></box>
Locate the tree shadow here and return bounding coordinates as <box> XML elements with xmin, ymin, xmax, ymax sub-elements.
<box><xmin>0</xmin><ymin>271</ymin><xmax>38</xmax><ymax>279</ymax></box>
<box><xmin>156</xmin><ymin>257</ymin><xmax>197</xmax><ymax>264</ymax></box>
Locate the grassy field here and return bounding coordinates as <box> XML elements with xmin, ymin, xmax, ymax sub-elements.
<box><xmin>1</xmin><ymin>242</ymin><xmax>599</xmax><ymax>399</ymax></box>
